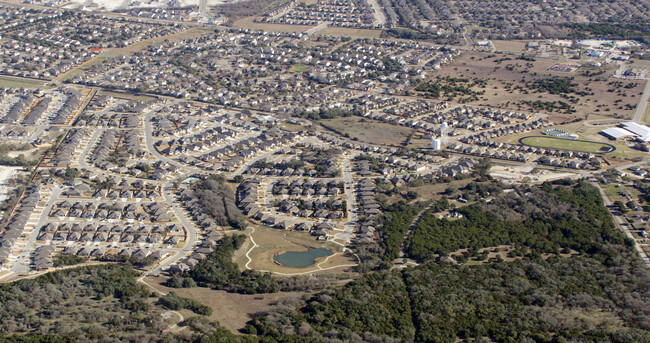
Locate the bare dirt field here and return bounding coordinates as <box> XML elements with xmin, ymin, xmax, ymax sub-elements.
<box><xmin>489</xmin><ymin>165</ymin><xmax>580</xmax><ymax>183</ymax></box>
<box><xmin>320</xmin><ymin>116</ymin><xmax>414</xmax><ymax>147</ymax></box>
<box><xmin>96</xmin><ymin>90</ymin><xmax>157</xmax><ymax>102</ymax></box>
<box><xmin>430</xmin><ymin>51</ymin><xmax>645</xmax><ymax>120</ymax></box>
<box><xmin>145</xmin><ymin>276</ymin><xmax>310</xmax><ymax>333</ymax></box>
<box><xmin>491</xmin><ymin>40</ymin><xmax>529</xmax><ymax>53</ymax></box>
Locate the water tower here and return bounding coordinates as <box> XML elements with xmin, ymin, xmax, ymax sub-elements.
<box><xmin>431</xmin><ymin>137</ymin><xmax>442</xmax><ymax>151</ymax></box>
<box><xmin>440</xmin><ymin>122</ymin><xmax>448</xmax><ymax>144</ymax></box>
<box><xmin>199</xmin><ymin>0</ymin><xmax>208</xmax><ymax>18</ymax></box>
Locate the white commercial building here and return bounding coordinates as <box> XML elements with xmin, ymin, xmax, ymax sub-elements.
<box><xmin>621</xmin><ymin>122</ymin><xmax>650</xmax><ymax>142</ymax></box>
<box><xmin>601</xmin><ymin>122</ymin><xmax>650</xmax><ymax>142</ymax></box>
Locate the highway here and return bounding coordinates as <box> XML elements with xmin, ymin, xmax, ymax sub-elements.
<box><xmin>632</xmin><ymin>78</ymin><xmax>650</xmax><ymax>123</ymax></box>
<box><xmin>305</xmin><ymin>22</ymin><xmax>329</xmax><ymax>36</ymax></box>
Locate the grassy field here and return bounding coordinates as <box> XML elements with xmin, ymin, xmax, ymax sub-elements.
<box><xmin>318</xmin><ymin>27</ymin><xmax>383</xmax><ymax>39</ymax></box>
<box><xmin>520</xmin><ymin>136</ymin><xmax>615</xmax><ymax>153</ymax></box>
<box><xmin>289</xmin><ymin>64</ymin><xmax>310</xmax><ymax>73</ymax></box>
<box><xmin>0</xmin><ymin>75</ymin><xmax>51</xmax><ymax>89</ymax></box>
<box><xmin>491</xmin><ymin>40</ymin><xmax>529</xmax><ymax>52</ymax></box>
<box><xmin>320</xmin><ymin>116</ymin><xmax>415</xmax><ymax>147</ymax></box>
<box><xmin>236</xmin><ymin>225</ymin><xmax>355</xmax><ymax>275</ymax></box>
<box><xmin>406</xmin><ymin>179</ymin><xmax>475</xmax><ymax>203</ymax></box>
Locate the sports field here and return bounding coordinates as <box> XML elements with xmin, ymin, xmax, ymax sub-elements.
<box><xmin>520</xmin><ymin>136</ymin><xmax>615</xmax><ymax>153</ymax></box>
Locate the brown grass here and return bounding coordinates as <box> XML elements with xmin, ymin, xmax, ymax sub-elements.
<box><xmin>318</xmin><ymin>27</ymin><xmax>383</xmax><ymax>39</ymax></box>
<box><xmin>144</xmin><ymin>276</ymin><xmax>310</xmax><ymax>333</ymax></box>
<box><xmin>240</xmin><ymin>225</ymin><xmax>356</xmax><ymax>275</ymax></box>
<box><xmin>407</xmin><ymin>179</ymin><xmax>476</xmax><ymax>202</ymax></box>
<box><xmin>432</xmin><ymin>51</ymin><xmax>644</xmax><ymax>120</ymax></box>
<box><xmin>320</xmin><ymin>116</ymin><xmax>414</xmax><ymax>147</ymax></box>
<box><xmin>491</xmin><ymin>40</ymin><xmax>529</xmax><ymax>53</ymax></box>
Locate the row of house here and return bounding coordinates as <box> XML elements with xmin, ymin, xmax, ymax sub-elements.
<box><xmin>50</xmin><ymin>128</ymin><xmax>87</xmax><ymax>166</ymax></box>
<box><xmin>0</xmin><ymin>191</ymin><xmax>40</xmax><ymax>267</ymax></box>
<box><xmin>0</xmin><ymin>92</ymin><xmax>34</xmax><ymax>124</ymax></box>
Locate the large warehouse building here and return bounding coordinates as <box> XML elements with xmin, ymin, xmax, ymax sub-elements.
<box><xmin>601</xmin><ymin>122</ymin><xmax>650</xmax><ymax>142</ymax></box>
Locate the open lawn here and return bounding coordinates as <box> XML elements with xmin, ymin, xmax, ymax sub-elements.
<box><xmin>0</xmin><ymin>75</ymin><xmax>51</xmax><ymax>89</ymax></box>
<box><xmin>289</xmin><ymin>64</ymin><xmax>310</xmax><ymax>73</ymax></box>
<box><xmin>318</xmin><ymin>27</ymin><xmax>383</xmax><ymax>39</ymax></box>
<box><xmin>320</xmin><ymin>116</ymin><xmax>415</xmax><ymax>147</ymax></box>
<box><xmin>238</xmin><ymin>225</ymin><xmax>356</xmax><ymax>275</ymax></box>
<box><xmin>520</xmin><ymin>136</ymin><xmax>615</xmax><ymax>153</ymax></box>
<box><xmin>144</xmin><ymin>276</ymin><xmax>309</xmax><ymax>333</ymax></box>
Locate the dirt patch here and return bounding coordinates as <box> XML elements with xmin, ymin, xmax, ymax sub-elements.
<box><xmin>491</xmin><ymin>40</ymin><xmax>529</xmax><ymax>53</ymax></box>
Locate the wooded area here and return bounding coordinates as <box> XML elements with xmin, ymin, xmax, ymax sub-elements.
<box><xmin>406</xmin><ymin>181</ymin><xmax>629</xmax><ymax>260</ymax></box>
<box><xmin>249</xmin><ymin>181</ymin><xmax>650</xmax><ymax>342</ymax></box>
<box><xmin>170</xmin><ymin>234</ymin><xmax>280</xmax><ymax>294</ymax></box>
<box><xmin>193</xmin><ymin>175</ymin><xmax>246</xmax><ymax>230</ymax></box>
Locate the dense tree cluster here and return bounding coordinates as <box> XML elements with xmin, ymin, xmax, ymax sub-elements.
<box><xmin>52</xmin><ymin>254</ymin><xmax>88</xmax><ymax>267</ymax></box>
<box><xmin>171</xmin><ymin>235</ymin><xmax>280</xmax><ymax>294</ymax></box>
<box><xmin>158</xmin><ymin>292</ymin><xmax>213</xmax><ymax>316</ymax></box>
<box><xmin>379</xmin><ymin>201</ymin><xmax>425</xmax><ymax>262</ymax></box>
<box><xmin>415</xmin><ymin>77</ymin><xmax>486</xmax><ymax>100</ymax></box>
<box><xmin>0</xmin><ymin>265</ymin><xmax>166</xmax><ymax>340</ymax></box>
<box><xmin>192</xmin><ymin>175</ymin><xmax>246</xmax><ymax>229</ymax></box>
<box><xmin>407</xmin><ymin>181</ymin><xmax>627</xmax><ymax>259</ymax></box>
<box><xmin>566</xmin><ymin>23</ymin><xmax>650</xmax><ymax>41</ymax></box>
<box><xmin>525</xmin><ymin>77</ymin><xmax>589</xmax><ymax>96</ymax></box>
<box><xmin>300</xmin><ymin>107</ymin><xmax>363</xmax><ymax>120</ymax></box>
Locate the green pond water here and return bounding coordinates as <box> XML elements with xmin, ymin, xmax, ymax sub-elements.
<box><xmin>273</xmin><ymin>248</ymin><xmax>333</xmax><ymax>268</ymax></box>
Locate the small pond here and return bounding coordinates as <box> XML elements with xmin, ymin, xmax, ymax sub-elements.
<box><xmin>273</xmin><ymin>248</ymin><xmax>333</xmax><ymax>268</ymax></box>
